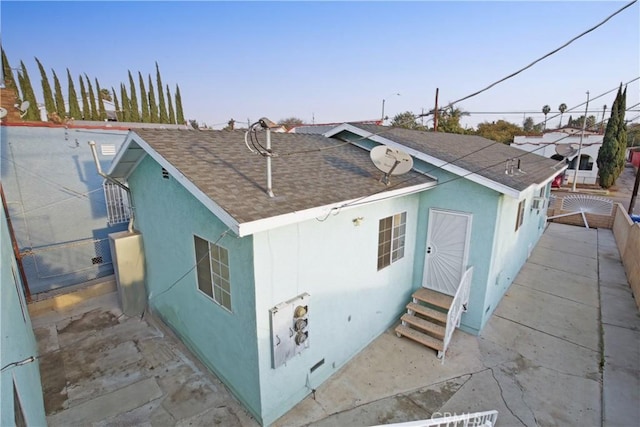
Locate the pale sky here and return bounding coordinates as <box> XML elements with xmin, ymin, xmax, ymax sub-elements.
<box><xmin>2</xmin><ymin>1</ymin><xmax>639</xmax><ymax>129</ymax></box>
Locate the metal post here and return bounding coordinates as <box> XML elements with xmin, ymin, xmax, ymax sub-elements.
<box><xmin>266</xmin><ymin>128</ymin><xmax>274</xmax><ymax>197</ymax></box>
<box><xmin>1</xmin><ymin>184</ymin><xmax>31</xmax><ymax>301</ymax></box>
<box><xmin>434</xmin><ymin>88</ymin><xmax>439</xmax><ymax>132</ymax></box>
<box><xmin>572</xmin><ymin>91</ymin><xmax>590</xmax><ymax>192</ymax></box>
<box><xmin>381</xmin><ymin>99</ymin><xmax>386</xmax><ymax>123</ymax></box>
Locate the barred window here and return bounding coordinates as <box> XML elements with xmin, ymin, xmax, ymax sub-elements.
<box><xmin>103</xmin><ymin>181</ymin><xmax>131</xmax><ymax>226</ymax></box>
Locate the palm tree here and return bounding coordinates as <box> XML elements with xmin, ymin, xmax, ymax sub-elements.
<box><xmin>542</xmin><ymin>105</ymin><xmax>551</xmax><ymax>130</ymax></box>
<box><xmin>558</xmin><ymin>103</ymin><xmax>567</xmax><ymax>128</ymax></box>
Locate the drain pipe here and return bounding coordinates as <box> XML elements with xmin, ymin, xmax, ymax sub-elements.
<box><xmin>88</xmin><ymin>141</ymin><xmax>135</xmax><ymax>233</ymax></box>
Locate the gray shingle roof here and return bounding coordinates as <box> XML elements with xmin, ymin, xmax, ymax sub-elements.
<box><xmin>346</xmin><ymin>124</ymin><xmax>564</xmax><ymax>192</ymax></box>
<box><xmin>124</xmin><ymin>129</ymin><xmax>435</xmax><ymax>224</ymax></box>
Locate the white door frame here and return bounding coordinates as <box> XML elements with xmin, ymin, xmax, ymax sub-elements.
<box><xmin>422</xmin><ymin>208</ymin><xmax>473</xmax><ymax>295</ymax></box>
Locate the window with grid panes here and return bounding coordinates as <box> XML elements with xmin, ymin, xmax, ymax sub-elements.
<box><xmin>194</xmin><ymin>235</ymin><xmax>231</xmax><ymax>311</ymax></box>
<box><xmin>377</xmin><ymin>212</ymin><xmax>407</xmax><ymax>270</ymax></box>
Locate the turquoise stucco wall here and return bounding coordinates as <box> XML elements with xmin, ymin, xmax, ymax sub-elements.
<box><xmin>127</xmin><ymin>154</ymin><xmax>262</xmax><ymax>421</ymax></box>
<box><xmin>412</xmin><ymin>164</ymin><xmax>501</xmax><ymax>335</ymax></box>
<box><xmin>253</xmin><ymin>195</ymin><xmax>421</xmax><ymax>425</ymax></box>
<box><xmin>482</xmin><ymin>183</ymin><xmax>549</xmax><ymax>330</ymax></box>
<box><xmin>1</xmin><ymin>205</ymin><xmax>47</xmax><ymax>426</ymax></box>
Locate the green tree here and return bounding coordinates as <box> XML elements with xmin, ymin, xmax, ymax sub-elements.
<box><xmin>569</xmin><ymin>115</ymin><xmax>597</xmax><ymax>130</ymax></box>
<box><xmin>52</xmin><ymin>70</ymin><xmax>66</xmax><ymax>119</ymax></box>
<box><xmin>67</xmin><ymin>69</ymin><xmax>81</xmax><ymax>120</ymax></box>
<box><xmin>147</xmin><ymin>75</ymin><xmax>159</xmax><ymax>123</ymax></box>
<box><xmin>558</xmin><ymin>103</ymin><xmax>567</xmax><ymax>127</ymax></box>
<box><xmin>156</xmin><ymin>62</ymin><xmax>168</xmax><ymax>123</ymax></box>
<box><xmin>476</xmin><ymin>120</ymin><xmax>523</xmax><ymax>144</ymax></box>
<box><xmin>391</xmin><ymin>111</ymin><xmax>423</xmax><ymax>130</ymax></box>
<box><xmin>79</xmin><ymin>75</ymin><xmax>89</xmax><ymax>119</ymax></box>
<box><xmin>597</xmin><ymin>85</ymin><xmax>623</xmax><ymax>188</ymax></box>
<box><xmin>120</xmin><ymin>83</ymin><xmax>130</xmax><ymax>122</ymax></box>
<box><xmin>95</xmin><ymin>78</ymin><xmax>107</xmax><ymax>121</ymax></box>
<box><xmin>18</xmin><ymin>60</ymin><xmax>40</xmax><ymax>121</ymax></box>
<box><xmin>437</xmin><ymin>106</ymin><xmax>468</xmax><ymax>134</ymax></box>
<box><xmin>615</xmin><ymin>86</ymin><xmax>627</xmax><ymax>177</ymax></box>
<box><xmin>35</xmin><ymin>57</ymin><xmax>55</xmax><ymax>118</ymax></box>
<box><xmin>128</xmin><ymin>70</ymin><xmax>140</xmax><ymax>122</ymax></box>
<box><xmin>99</xmin><ymin>88</ymin><xmax>111</xmax><ymax>102</ymax></box>
<box><xmin>175</xmin><ymin>84</ymin><xmax>185</xmax><ymax>124</ymax></box>
<box><xmin>542</xmin><ymin>104</ymin><xmax>551</xmax><ymax>130</ymax></box>
<box><xmin>166</xmin><ymin>84</ymin><xmax>176</xmax><ymax>124</ymax></box>
<box><xmin>85</xmin><ymin>75</ymin><xmax>98</xmax><ymax>120</ymax></box>
<box><xmin>138</xmin><ymin>72</ymin><xmax>150</xmax><ymax>123</ymax></box>
<box><xmin>1</xmin><ymin>48</ymin><xmax>18</xmax><ymax>93</ymax></box>
<box><xmin>112</xmin><ymin>87</ymin><xmax>122</xmax><ymax>122</ymax></box>
<box><xmin>277</xmin><ymin>117</ymin><xmax>305</xmax><ymax>130</ymax></box>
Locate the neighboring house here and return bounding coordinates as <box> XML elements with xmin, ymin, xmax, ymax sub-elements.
<box><xmin>107</xmin><ymin>124</ymin><xmax>564</xmax><ymax>425</ymax></box>
<box><xmin>512</xmin><ymin>129</ymin><xmax>603</xmax><ymax>185</ymax></box>
<box><xmin>0</xmin><ymin>121</ymin><xmax>190</xmax><ymax>294</ymax></box>
<box><xmin>289</xmin><ymin>119</ymin><xmax>382</xmax><ymax>134</ymax></box>
<box><xmin>1</xmin><ymin>202</ymin><xmax>47</xmax><ymax>426</ymax></box>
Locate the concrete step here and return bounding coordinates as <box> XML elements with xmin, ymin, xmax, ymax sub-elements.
<box><xmin>395</xmin><ymin>324</ymin><xmax>444</xmax><ymax>352</ymax></box>
<box><xmin>412</xmin><ymin>287</ymin><xmax>453</xmax><ymax>311</ymax></box>
<box><xmin>406</xmin><ymin>302</ymin><xmax>448</xmax><ymax>324</ymax></box>
<box><xmin>401</xmin><ymin>314</ymin><xmax>445</xmax><ymax>339</ymax></box>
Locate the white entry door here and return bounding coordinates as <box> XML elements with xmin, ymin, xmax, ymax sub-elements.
<box><xmin>423</xmin><ymin>209</ymin><xmax>472</xmax><ymax>296</ymax></box>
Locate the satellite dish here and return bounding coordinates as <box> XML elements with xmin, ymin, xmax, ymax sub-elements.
<box><xmin>555</xmin><ymin>143</ymin><xmax>578</xmax><ymax>158</ymax></box>
<box><xmin>370</xmin><ymin>145</ymin><xmax>413</xmax><ymax>185</ymax></box>
<box><xmin>0</xmin><ymin>107</ymin><xmax>7</xmax><ymax>119</ymax></box>
<box><xmin>16</xmin><ymin>101</ymin><xmax>30</xmax><ymax>118</ymax></box>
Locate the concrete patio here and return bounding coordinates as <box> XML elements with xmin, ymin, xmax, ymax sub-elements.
<box><xmin>31</xmin><ymin>223</ymin><xmax>639</xmax><ymax>426</ymax></box>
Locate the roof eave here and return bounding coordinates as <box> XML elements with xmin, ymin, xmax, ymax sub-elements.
<box><xmin>237</xmin><ymin>180</ymin><xmax>437</xmax><ymax>237</ymax></box>
<box><xmin>107</xmin><ymin>131</ymin><xmax>242</xmax><ymax>236</ymax></box>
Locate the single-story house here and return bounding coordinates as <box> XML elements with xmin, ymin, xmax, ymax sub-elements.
<box><xmin>512</xmin><ymin>129</ymin><xmax>603</xmax><ymax>185</ymax></box>
<box><xmin>107</xmin><ymin>123</ymin><xmax>565</xmax><ymax>425</ymax></box>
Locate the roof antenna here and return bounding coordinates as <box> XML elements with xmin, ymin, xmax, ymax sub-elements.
<box><xmin>259</xmin><ymin>117</ymin><xmax>279</xmax><ymax>197</ymax></box>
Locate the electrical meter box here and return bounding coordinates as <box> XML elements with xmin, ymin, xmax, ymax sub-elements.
<box><xmin>269</xmin><ymin>293</ymin><xmax>310</xmax><ymax>368</ymax></box>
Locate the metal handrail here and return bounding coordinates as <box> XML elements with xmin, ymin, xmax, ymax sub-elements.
<box><xmin>439</xmin><ymin>266</ymin><xmax>473</xmax><ymax>364</ymax></box>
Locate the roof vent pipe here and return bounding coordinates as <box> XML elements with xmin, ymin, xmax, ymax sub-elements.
<box><xmin>88</xmin><ymin>141</ymin><xmax>135</xmax><ymax>233</ymax></box>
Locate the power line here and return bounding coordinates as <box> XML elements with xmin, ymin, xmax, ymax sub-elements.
<box><xmin>417</xmin><ymin>0</ymin><xmax>638</xmax><ymax>117</ymax></box>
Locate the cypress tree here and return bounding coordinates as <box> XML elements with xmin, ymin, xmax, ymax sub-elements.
<box><xmin>112</xmin><ymin>87</ymin><xmax>122</xmax><ymax>122</ymax></box>
<box><xmin>79</xmin><ymin>76</ymin><xmax>90</xmax><ymax>120</ymax></box>
<box><xmin>35</xmin><ymin>57</ymin><xmax>55</xmax><ymax>118</ymax></box>
<box><xmin>85</xmin><ymin>75</ymin><xmax>98</xmax><ymax>120</ymax></box>
<box><xmin>95</xmin><ymin>78</ymin><xmax>107</xmax><ymax>121</ymax></box>
<box><xmin>175</xmin><ymin>84</ymin><xmax>184</xmax><ymax>125</ymax></box>
<box><xmin>147</xmin><ymin>75</ymin><xmax>159</xmax><ymax>123</ymax></box>
<box><xmin>615</xmin><ymin>86</ymin><xmax>627</xmax><ymax>176</ymax></box>
<box><xmin>18</xmin><ymin>61</ymin><xmax>40</xmax><ymax>121</ymax></box>
<box><xmin>597</xmin><ymin>86</ymin><xmax>622</xmax><ymax>189</ymax></box>
<box><xmin>1</xmin><ymin>48</ymin><xmax>18</xmax><ymax>93</ymax></box>
<box><xmin>138</xmin><ymin>72</ymin><xmax>150</xmax><ymax>122</ymax></box>
<box><xmin>67</xmin><ymin>69</ymin><xmax>81</xmax><ymax>120</ymax></box>
<box><xmin>120</xmin><ymin>83</ymin><xmax>130</xmax><ymax>122</ymax></box>
<box><xmin>156</xmin><ymin>62</ymin><xmax>168</xmax><ymax>123</ymax></box>
<box><xmin>52</xmin><ymin>70</ymin><xmax>66</xmax><ymax>119</ymax></box>
<box><xmin>166</xmin><ymin>84</ymin><xmax>176</xmax><ymax>124</ymax></box>
<box><xmin>128</xmin><ymin>70</ymin><xmax>140</xmax><ymax>122</ymax></box>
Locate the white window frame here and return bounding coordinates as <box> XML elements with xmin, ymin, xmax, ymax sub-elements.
<box><xmin>103</xmin><ymin>181</ymin><xmax>131</xmax><ymax>226</ymax></box>
<box><xmin>377</xmin><ymin>212</ymin><xmax>407</xmax><ymax>270</ymax></box>
<box><xmin>194</xmin><ymin>235</ymin><xmax>232</xmax><ymax>311</ymax></box>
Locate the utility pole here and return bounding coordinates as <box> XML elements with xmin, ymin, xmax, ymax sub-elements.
<box><xmin>572</xmin><ymin>91</ymin><xmax>590</xmax><ymax>192</ymax></box>
<box><xmin>434</xmin><ymin>88</ymin><xmax>439</xmax><ymax>132</ymax></box>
